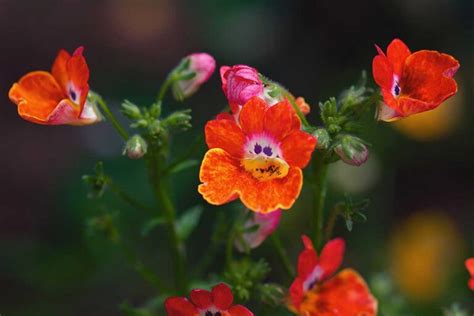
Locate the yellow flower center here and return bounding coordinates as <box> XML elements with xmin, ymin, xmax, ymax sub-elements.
<box><xmin>241</xmin><ymin>156</ymin><xmax>289</xmax><ymax>181</ymax></box>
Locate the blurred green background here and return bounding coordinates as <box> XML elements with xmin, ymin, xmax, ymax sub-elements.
<box><xmin>0</xmin><ymin>0</ymin><xmax>472</xmax><ymax>315</ymax></box>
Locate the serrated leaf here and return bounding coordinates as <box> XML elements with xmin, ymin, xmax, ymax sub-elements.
<box><xmin>176</xmin><ymin>206</ymin><xmax>203</xmax><ymax>240</ymax></box>
<box><xmin>141</xmin><ymin>217</ymin><xmax>167</xmax><ymax>236</ymax></box>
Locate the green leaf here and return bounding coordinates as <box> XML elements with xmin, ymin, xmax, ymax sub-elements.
<box><xmin>141</xmin><ymin>217</ymin><xmax>167</xmax><ymax>236</ymax></box>
<box><xmin>176</xmin><ymin>206</ymin><xmax>203</xmax><ymax>240</ymax></box>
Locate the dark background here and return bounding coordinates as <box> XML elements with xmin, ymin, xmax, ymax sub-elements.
<box><xmin>0</xmin><ymin>0</ymin><xmax>473</xmax><ymax>315</ymax></box>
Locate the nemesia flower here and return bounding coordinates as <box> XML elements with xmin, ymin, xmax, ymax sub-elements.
<box><xmin>164</xmin><ymin>283</ymin><xmax>253</xmax><ymax>316</ymax></box>
<box><xmin>9</xmin><ymin>47</ymin><xmax>101</xmax><ymax>125</ymax></box>
<box><xmin>173</xmin><ymin>53</ymin><xmax>216</xmax><ymax>100</ymax></box>
<box><xmin>372</xmin><ymin>38</ymin><xmax>460</xmax><ymax>121</ymax></box>
<box><xmin>198</xmin><ymin>97</ymin><xmax>317</xmax><ymax>213</ymax></box>
<box><xmin>235</xmin><ymin>209</ymin><xmax>282</xmax><ymax>252</ymax></box>
<box><xmin>465</xmin><ymin>258</ymin><xmax>474</xmax><ymax>291</ymax></box>
<box><xmin>220</xmin><ymin>65</ymin><xmax>310</xmax><ymax>116</ymax></box>
<box><xmin>288</xmin><ymin>235</ymin><xmax>377</xmax><ymax>316</ymax></box>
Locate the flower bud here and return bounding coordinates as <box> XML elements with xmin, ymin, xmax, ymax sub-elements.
<box><xmin>334</xmin><ymin>135</ymin><xmax>369</xmax><ymax>166</ymax></box>
<box><xmin>313</xmin><ymin>128</ymin><xmax>331</xmax><ymax>149</ymax></box>
<box><xmin>123</xmin><ymin>135</ymin><xmax>148</xmax><ymax>159</ymax></box>
<box><xmin>172</xmin><ymin>53</ymin><xmax>216</xmax><ymax>101</ymax></box>
<box><xmin>220</xmin><ymin>65</ymin><xmax>264</xmax><ymax>106</ymax></box>
<box><xmin>121</xmin><ymin>100</ymin><xmax>141</xmax><ymax>119</ymax></box>
<box><xmin>235</xmin><ymin>209</ymin><xmax>282</xmax><ymax>252</ymax></box>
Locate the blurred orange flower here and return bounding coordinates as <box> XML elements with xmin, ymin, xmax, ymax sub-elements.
<box><xmin>198</xmin><ymin>97</ymin><xmax>316</xmax><ymax>213</ymax></box>
<box><xmin>287</xmin><ymin>235</ymin><xmax>377</xmax><ymax>316</ymax></box>
<box><xmin>466</xmin><ymin>258</ymin><xmax>474</xmax><ymax>291</ymax></box>
<box><xmin>9</xmin><ymin>47</ymin><xmax>101</xmax><ymax>125</ymax></box>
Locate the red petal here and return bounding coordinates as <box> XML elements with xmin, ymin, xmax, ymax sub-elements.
<box><xmin>302</xmin><ymin>235</ymin><xmax>314</xmax><ymax>250</ymax></box>
<box><xmin>216</xmin><ymin>112</ymin><xmax>234</xmax><ymax>121</ymax></box>
<box><xmin>319</xmin><ymin>238</ymin><xmax>345</xmax><ymax>281</ymax></box>
<box><xmin>189</xmin><ymin>289</ymin><xmax>212</xmax><ymax>309</ymax></box>
<box><xmin>263</xmin><ymin>100</ymin><xmax>294</xmax><ymax>140</ymax></box>
<box><xmin>289</xmin><ymin>277</ymin><xmax>305</xmax><ymax>310</ymax></box>
<box><xmin>387</xmin><ymin>39</ymin><xmax>411</xmax><ymax>76</ymax></box>
<box><xmin>400</xmin><ymin>50</ymin><xmax>459</xmax><ymax>113</ymax></box>
<box><xmin>469</xmin><ymin>278</ymin><xmax>474</xmax><ymax>291</ymax></box>
<box><xmin>228</xmin><ymin>305</ymin><xmax>254</xmax><ymax>316</ymax></box>
<box><xmin>164</xmin><ymin>297</ymin><xmax>199</xmax><ymax>316</ymax></box>
<box><xmin>297</xmin><ymin>249</ymin><xmax>318</xmax><ymax>280</ymax></box>
<box><xmin>205</xmin><ymin>118</ymin><xmax>246</xmax><ymax>158</ymax></box>
<box><xmin>212</xmin><ymin>283</ymin><xmax>234</xmax><ymax>310</ymax></box>
<box><xmin>239</xmin><ymin>97</ymin><xmax>267</xmax><ymax>135</ymax></box>
<box><xmin>67</xmin><ymin>47</ymin><xmax>90</xmax><ymax>107</ymax></box>
<box><xmin>51</xmin><ymin>49</ymin><xmax>71</xmax><ymax>93</ymax></box>
<box><xmin>466</xmin><ymin>258</ymin><xmax>474</xmax><ymax>276</ymax></box>
<box><xmin>280</xmin><ymin>130</ymin><xmax>317</xmax><ymax>168</ymax></box>
<box><xmin>372</xmin><ymin>54</ymin><xmax>393</xmax><ymax>90</ymax></box>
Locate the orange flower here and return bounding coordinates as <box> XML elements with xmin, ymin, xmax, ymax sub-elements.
<box><xmin>198</xmin><ymin>97</ymin><xmax>316</xmax><ymax>214</ymax></box>
<box><xmin>9</xmin><ymin>47</ymin><xmax>101</xmax><ymax>125</ymax></box>
<box><xmin>288</xmin><ymin>236</ymin><xmax>377</xmax><ymax>316</ymax></box>
<box><xmin>372</xmin><ymin>38</ymin><xmax>459</xmax><ymax>121</ymax></box>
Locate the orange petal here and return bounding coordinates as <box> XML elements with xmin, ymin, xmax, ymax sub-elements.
<box><xmin>198</xmin><ymin>148</ymin><xmax>244</xmax><ymax>206</ymax></box>
<box><xmin>239</xmin><ymin>97</ymin><xmax>267</xmax><ymax>135</ymax></box>
<box><xmin>9</xmin><ymin>71</ymin><xmax>65</xmax><ymax>124</ymax></box>
<box><xmin>400</xmin><ymin>50</ymin><xmax>459</xmax><ymax>113</ymax></box>
<box><xmin>298</xmin><ymin>269</ymin><xmax>378</xmax><ymax>316</ymax></box>
<box><xmin>67</xmin><ymin>47</ymin><xmax>90</xmax><ymax>106</ymax></box>
<box><xmin>280</xmin><ymin>130</ymin><xmax>317</xmax><ymax>168</ymax></box>
<box><xmin>387</xmin><ymin>39</ymin><xmax>411</xmax><ymax>76</ymax></box>
<box><xmin>296</xmin><ymin>97</ymin><xmax>310</xmax><ymax>115</ymax></box>
<box><xmin>263</xmin><ymin>100</ymin><xmax>294</xmax><ymax>140</ymax></box>
<box><xmin>205</xmin><ymin>119</ymin><xmax>246</xmax><ymax>158</ymax></box>
<box><xmin>51</xmin><ymin>49</ymin><xmax>71</xmax><ymax>92</ymax></box>
<box><xmin>239</xmin><ymin>167</ymin><xmax>303</xmax><ymax>213</ymax></box>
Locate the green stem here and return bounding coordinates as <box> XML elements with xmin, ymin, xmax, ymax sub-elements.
<box><xmin>147</xmin><ymin>151</ymin><xmax>187</xmax><ymax>293</ymax></box>
<box><xmin>97</xmin><ymin>96</ymin><xmax>129</xmax><ymax>140</ymax></box>
<box><xmin>270</xmin><ymin>233</ymin><xmax>294</xmax><ymax>279</ymax></box>
<box><xmin>282</xmin><ymin>90</ymin><xmax>311</xmax><ymax>130</ymax></box>
<box><xmin>324</xmin><ymin>204</ymin><xmax>342</xmax><ymax>242</ymax></box>
<box><xmin>156</xmin><ymin>74</ymin><xmax>175</xmax><ymax>106</ymax></box>
<box><xmin>312</xmin><ymin>154</ymin><xmax>329</xmax><ymax>248</ymax></box>
<box><xmin>108</xmin><ymin>180</ymin><xmax>154</xmax><ymax>213</ymax></box>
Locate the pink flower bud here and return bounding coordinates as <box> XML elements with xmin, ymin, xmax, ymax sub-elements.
<box><xmin>334</xmin><ymin>135</ymin><xmax>369</xmax><ymax>167</ymax></box>
<box><xmin>235</xmin><ymin>209</ymin><xmax>282</xmax><ymax>252</ymax></box>
<box><xmin>220</xmin><ymin>65</ymin><xmax>264</xmax><ymax>107</ymax></box>
<box><xmin>173</xmin><ymin>53</ymin><xmax>215</xmax><ymax>100</ymax></box>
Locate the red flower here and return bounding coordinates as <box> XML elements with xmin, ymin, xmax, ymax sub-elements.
<box><xmin>9</xmin><ymin>47</ymin><xmax>101</xmax><ymax>125</ymax></box>
<box><xmin>466</xmin><ymin>258</ymin><xmax>474</xmax><ymax>291</ymax></box>
<box><xmin>164</xmin><ymin>283</ymin><xmax>253</xmax><ymax>316</ymax></box>
<box><xmin>288</xmin><ymin>235</ymin><xmax>377</xmax><ymax>316</ymax></box>
<box><xmin>198</xmin><ymin>97</ymin><xmax>317</xmax><ymax>213</ymax></box>
<box><xmin>372</xmin><ymin>38</ymin><xmax>460</xmax><ymax>121</ymax></box>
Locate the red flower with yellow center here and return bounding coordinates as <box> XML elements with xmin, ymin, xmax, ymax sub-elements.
<box><xmin>9</xmin><ymin>47</ymin><xmax>101</xmax><ymax>125</ymax></box>
<box><xmin>198</xmin><ymin>96</ymin><xmax>317</xmax><ymax>214</ymax></box>
<box><xmin>288</xmin><ymin>235</ymin><xmax>377</xmax><ymax>316</ymax></box>
<box><xmin>372</xmin><ymin>38</ymin><xmax>460</xmax><ymax>121</ymax></box>
<box><xmin>164</xmin><ymin>283</ymin><xmax>253</xmax><ymax>316</ymax></box>
<box><xmin>466</xmin><ymin>258</ymin><xmax>474</xmax><ymax>291</ymax></box>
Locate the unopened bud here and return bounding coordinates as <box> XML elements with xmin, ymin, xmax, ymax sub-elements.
<box><xmin>121</xmin><ymin>100</ymin><xmax>141</xmax><ymax>119</ymax></box>
<box><xmin>334</xmin><ymin>135</ymin><xmax>369</xmax><ymax>166</ymax></box>
<box><xmin>172</xmin><ymin>53</ymin><xmax>216</xmax><ymax>101</ymax></box>
<box><xmin>313</xmin><ymin>128</ymin><xmax>331</xmax><ymax>150</ymax></box>
<box><xmin>123</xmin><ymin>135</ymin><xmax>147</xmax><ymax>159</ymax></box>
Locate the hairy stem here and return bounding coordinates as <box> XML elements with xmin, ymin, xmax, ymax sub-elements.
<box><xmin>312</xmin><ymin>154</ymin><xmax>329</xmax><ymax>248</ymax></box>
<box><xmin>324</xmin><ymin>204</ymin><xmax>342</xmax><ymax>242</ymax></box>
<box><xmin>97</xmin><ymin>96</ymin><xmax>129</xmax><ymax>140</ymax></box>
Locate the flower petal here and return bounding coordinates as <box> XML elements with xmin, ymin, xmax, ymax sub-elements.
<box><xmin>51</xmin><ymin>49</ymin><xmax>71</xmax><ymax>92</ymax></box>
<box><xmin>189</xmin><ymin>289</ymin><xmax>213</xmax><ymax>309</ymax></box>
<box><xmin>67</xmin><ymin>47</ymin><xmax>90</xmax><ymax>107</ymax></box>
<box><xmin>319</xmin><ymin>238</ymin><xmax>345</xmax><ymax>281</ymax></box>
<box><xmin>372</xmin><ymin>53</ymin><xmax>393</xmax><ymax>90</ymax></box>
<box><xmin>400</xmin><ymin>50</ymin><xmax>459</xmax><ymax>113</ymax></box>
<box><xmin>239</xmin><ymin>167</ymin><xmax>303</xmax><ymax>213</ymax></box>
<box><xmin>263</xmin><ymin>100</ymin><xmax>295</xmax><ymax>140</ymax></box>
<box><xmin>280</xmin><ymin>130</ymin><xmax>317</xmax><ymax>168</ymax></box>
<box><xmin>9</xmin><ymin>71</ymin><xmax>65</xmax><ymax>124</ymax></box>
<box><xmin>297</xmin><ymin>248</ymin><xmax>318</xmax><ymax>279</ymax></box>
<box><xmin>466</xmin><ymin>258</ymin><xmax>474</xmax><ymax>275</ymax></box>
<box><xmin>239</xmin><ymin>97</ymin><xmax>267</xmax><ymax>135</ymax></box>
<box><xmin>198</xmin><ymin>148</ymin><xmax>242</xmax><ymax>206</ymax></box>
<box><xmin>376</xmin><ymin>101</ymin><xmax>402</xmax><ymax>122</ymax></box>
<box><xmin>47</xmin><ymin>99</ymin><xmax>82</xmax><ymax>125</ymax></box>
<box><xmin>288</xmin><ymin>277</ymin><xmax>305</xmax><ymax>311</ymax></box>
<box><xmin>205</xmin><ymin>119</ymin><xmax>246</xmax><ymax>158</ymax></box>
<box><xmin>387</xmin><ymin>39</ymin><xmax>411</xmax><ymax>76</ymax></box>
<box><xmin>228</xmin><ymin>305</ymin><xmax>254</xmax><ymax>316</ymax></box>
<box><xmin>164</xmin><ymin>297</ymin><xmax>199</xmax><ymax>316</ymax></box>
<box><xmin>298</xmin><ymin>269</ymin><xmax>378</xmax><ymax>316</ymax></box>
<box><xmin>211</xmin><ymin>283</ymin><xmax>233</xmax><ymax>310</ymax></box>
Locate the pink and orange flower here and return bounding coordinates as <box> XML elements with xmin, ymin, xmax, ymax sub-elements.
<box><xmin>466</xmin><ymin>258</ymin><xmax>474</xmax><ymax>291</ymax></box>
<box><xmin>288</xmin><ymin>235</ymin><xmax>377</xmax><ymax>316</ymax></box>
<box><xmin>372</xmin><ymin>38</ymin><xmax>460</xmax><ymax>121</ymax></box>
<box><xmin>198</xmin><ymin>97</ymin><xmax>316</xmax><ymax>214</ymax></box>
<box><xmin>164</xmin><ymin>283</ymin><xmax>253</xmax><ymax>316</ymax></box>
<box><xmin>9</xmin><ymin>47</ymin><xmax>101</xmax><ymax>125</ymax></box>
<box><xmin>235</xmin><ymin>209</ymin><xmax>282</xmax><ymax>252</ymax></box>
